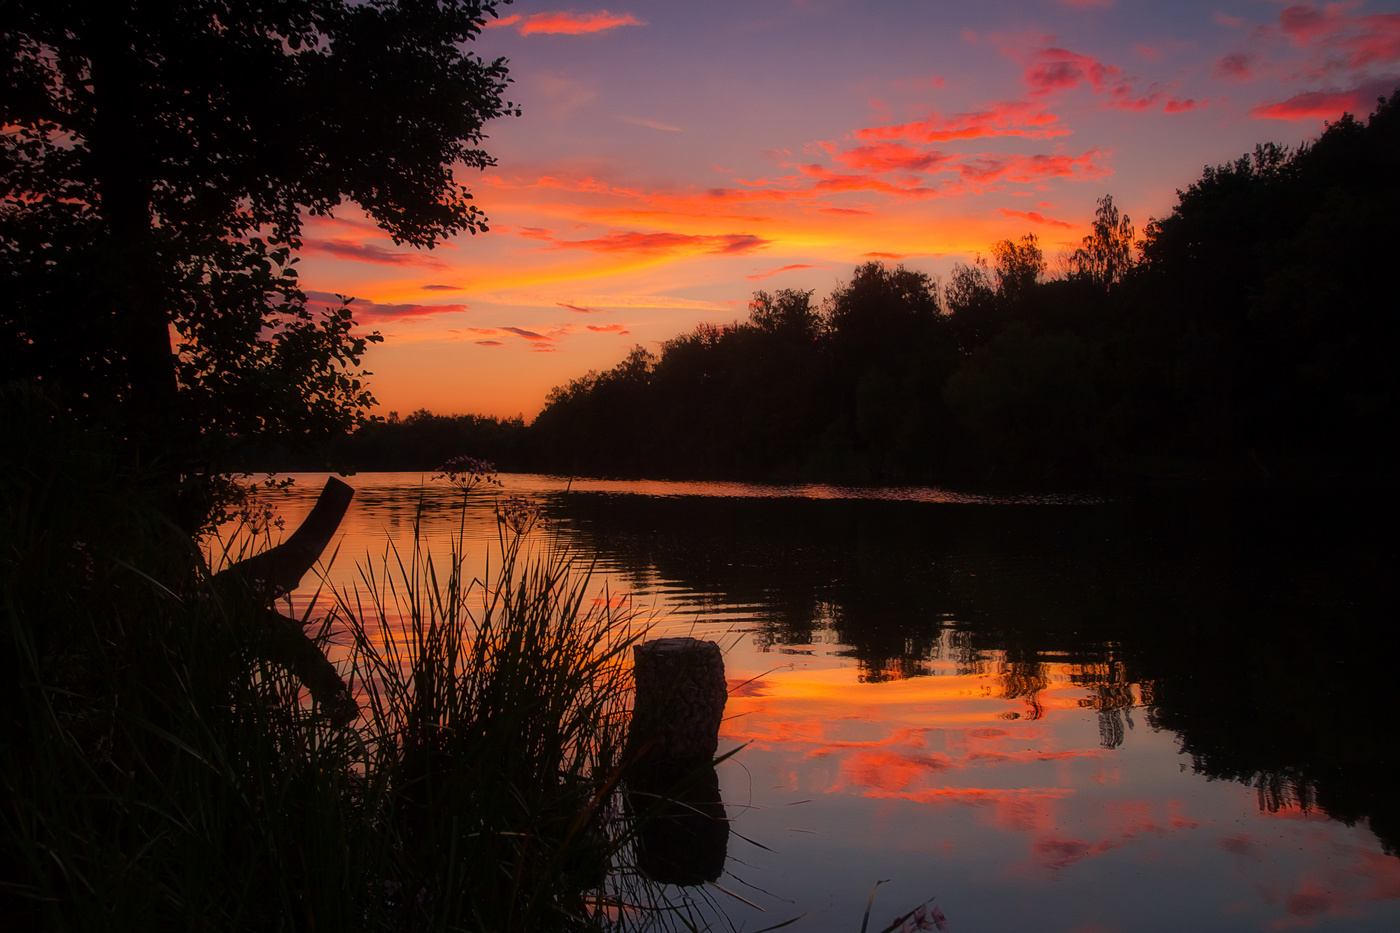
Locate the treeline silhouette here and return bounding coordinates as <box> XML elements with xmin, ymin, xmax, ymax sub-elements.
<box><xmin>528</xmin><ymin>93</ymin><xmax>1399</xmax><ymax>483</ymax></box>
<box><xmin>258</xmin><ymin>92</ymin><xmax>1399</xmax><ymax>483</ymax></box>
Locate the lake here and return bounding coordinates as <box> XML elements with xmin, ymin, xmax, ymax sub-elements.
<box><xmin>229</xmin><ymin>472</ymin><xmax>1400</xmax><ymax>932</ymax></box>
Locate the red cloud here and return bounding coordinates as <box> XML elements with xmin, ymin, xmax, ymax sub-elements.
<box><xmin>1278</xmin><ymin>5</ymin><xmax>1400</xmax><ymax>69</ymax></box>
<box><xmin>1216</xmin><ymin>52</ymin><xmax>1255</xmax><ymax>80</ymax></box>
<box><xmin>1025</xmin><ymin>48</ymin><xmax>1122</xmax><ymax>96</ymax></box>
<box><xmin>517</xmin><ymin>10</ymin><xmax>645</xmax><ymax>36</ymax></box>
<box><xmin>1162</xmin><ymin>97</ymin><xmax>1204</xmax><ymax>113</ymax></box>
<box><xmin>547</xmin><ymin>230</ymin><xmax>771</xmax><ymax>254</ymax></box>
<box><xmin>999</xmin><ymin>208</ymin><xmax>1073</xmax><ymax>228</ymax></box>
<box><xmin>1251</xmin><ymin>78</ymin><xmax>1396</xmax><ymax>119</ymax></box>
<box><xmin>797</xmin><ymin>163</ymin><xmax>939</xmax><ymax>198</ymax></box>
<box><xmin>746</xmin><ymin>263</ymin><xmax>821</xmax><ymax>280</ymax></box>
<box><xmin>833</xmin><ymin>141</ymin><xmax>954</xmax><ymax>173</ymax></box>
<box><xmin>304</xmin><ymin>291</ymin><xmax>465</xmax><ymax>322</ymax></box>
<box><xmin>300</xmin><ymin>238</ymin><xmax>446</xmax><ymax>268</ymax></box>
<box><xmin>586</xmin><ymin>324</ymin><xmax>628</xmax><ymax>332</ymax></box>
<box><xmin>855</xmin><ymin>100</ymin><xmax>1067</xmax><ymax>143</ymax></box>
<box><xmin>957</xmin><ymin>149</ymin><xmax>1111</xmax><ymax>186</ymax></box>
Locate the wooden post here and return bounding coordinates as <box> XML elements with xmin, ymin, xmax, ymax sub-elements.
<box><xmin>628</xmin><ymin>636</ymin><xmax>726</xmax><ymax>767</ymax></box>
<box><xmin>627</xmin><ymin>637</ymin><xmax>729</xmax><ymax>885</ymax></box>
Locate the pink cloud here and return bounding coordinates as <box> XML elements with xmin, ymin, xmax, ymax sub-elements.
<box><xmin>545</xmin><ymin>230</ymin><xmax>770</xmax><ymax>254</ymax></box>
<box><xmin>1060</xmin><ymin>0</ymin><xmax>1115</xmax><ymax>7</ymax></box>
<box><xmin>516</xmin><ymin>10</ymin><xmax>645</xmax><ymax>36</ymax></box>
<box><xmin>1217</xmin><ymin>51</ymin><xmax>1256</xmax><ymax>79</ymax></box>
<box><xmin>300</xmin><ymin>238</ymin><xmax>446</xmax><ymax>268</ymax></box>
<box><xmin>1134</xmin><ymin>42</ymin><xmax>1162</xmax><ymax>61</ymax></box>
<box><xmin>746</xmin><ymin>263</ymin><xmax>821</xmax><ymax>280</ymax></box>
<box><xmin>483</xmin><ymin>13</ymin><xmax>522</xmax><ymax>29</ymax></box>
<box><xmin>586</xmin><ymin>323</ymin><xmax>628</xmax><ymax>332</ymax></box>
<box><xmin>1025</xmin><ymin>47</ymin><xmax>1123</xmax><ymax>96</ymax></box>
<box><xmin>1277</xmin><ymin>5</ymin><xmax>1400</xmax><ymax>69</ymax></box>
<box><xmin>1162</xmin><ymin>97</ymin><xmax>1205</xmax><ymax>113</ymax></box>
<box><xmin>855</xmin><ymin>100</ymin><xmax>1068</xmax><ymax>143</ymax></box>
<box><xmin>833</xmin><ymin>141</ymin><xmax>955</xmax><ymax>173</ymax></box>
<box><xmin>999</xmin><ymin>208</ymin><xmax>1074</xmax><ymax>228</ymax></box>
<box><xmin>797</xmin><ymin>163</ymin><xmax>939</xmax><ymax>198</ymax></box>
<box><xmin>957</xmin><ymin>149</ymin><xmax>1112</xmax><ymax>186</ymax></box>
<box><xmin>1250</xmin><ymin>78</ymin><xmax>1396</xmax><ymax>119</ymax></box>
<box><xmin>1215</xmin><ymin>12</ymin><xmax>1245</xmax><ymax>29</ymax></box>
<box><xmin>304</xmin><ymin>291</ymin><xmax>466</xmax><ymax>322</ymax></box>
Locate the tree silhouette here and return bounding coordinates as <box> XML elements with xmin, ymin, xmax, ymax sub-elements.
<box><xmin>2</xmin><ymin>0</ymin><xmax>518</xmax><ymax>523</ymax></box>
<box><xmin>1068</xmin><ymin>195</ymin><xmax>1134</xmax><ymax>292</ymax></box>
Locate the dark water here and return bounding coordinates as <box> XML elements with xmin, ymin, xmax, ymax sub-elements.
<box><xmin>256</xmin><ymin>474</ymin><xmax>1400</xmax><ymax>931</ymax></box>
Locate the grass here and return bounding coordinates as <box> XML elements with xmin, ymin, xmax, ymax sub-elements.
<box><xmin>0</xmin><ymin>388</ymin><xmax>693</xmax><ymax>932</ymax></box>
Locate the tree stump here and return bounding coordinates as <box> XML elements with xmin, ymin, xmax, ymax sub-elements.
<box><xmin>627</xmin><ymin>637</ymin><xmax>729</xmax><ymax>886</ymax></box>
<box><xmin>628</xmin><ymin>636</ymin><xmax>726</xmax><ymax>767</ymax></box>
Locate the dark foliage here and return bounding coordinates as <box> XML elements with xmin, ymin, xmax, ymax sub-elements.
<box><xmin>1</xmin><ymin>0</ymin><xmax>518</xmax><ymax>525</ymax></box>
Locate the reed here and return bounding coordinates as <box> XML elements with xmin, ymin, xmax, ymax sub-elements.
<box><xmin>2</xmin><ymin>396</ymin><xmax>665</xmax><ymax>931</ymax></box>
<box><xmin>335</xmin><ymin>506</ymin><xmax>645</xmax><ymax>931</ymax></box>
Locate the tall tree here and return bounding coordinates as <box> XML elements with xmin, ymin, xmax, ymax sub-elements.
<box><xmin>1</xmin><ymin>0</ymin><xmax>517</xmax><ymax>523</ymax></box>
<box><xmin>1068</xmin><ymin>195</ymin><xmax>1134</xmax><ymax>292</ymax></box>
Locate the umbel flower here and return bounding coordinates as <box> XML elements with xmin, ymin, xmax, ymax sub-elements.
<box><xmin>437</xmin><ymin>456</ymin><xmax>503</xmax><ymax>493</ymax></box>
<box><xmin>499</xmin><ymin>496</ymin><xmax>542</xmax><ymax>536</ymax></box>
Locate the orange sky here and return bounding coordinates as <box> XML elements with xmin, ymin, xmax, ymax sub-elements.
<box><xmin>294</xmin><ymin>1</ymin><xmax>1400</xmax><ymax>419</ymax></box>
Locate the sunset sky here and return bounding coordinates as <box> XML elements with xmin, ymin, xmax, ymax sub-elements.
<box><xmin>294</xmin><ymin>0</ymin><xmax>1400</xmax><ymax>419</ymax></box>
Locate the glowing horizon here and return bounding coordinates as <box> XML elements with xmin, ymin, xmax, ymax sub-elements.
<box><xmin>293</xmin><ymin>1</ymin><xmax>1400</xmax><ymax>419</ymax></box>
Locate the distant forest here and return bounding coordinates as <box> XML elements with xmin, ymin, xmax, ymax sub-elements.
<box><xmin>258</xmin><ymin>92</ymin><xmax>1400</xmax><ymax>485</ymax></box>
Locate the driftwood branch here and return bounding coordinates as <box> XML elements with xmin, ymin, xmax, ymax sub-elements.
<box><xmin>215</xmin><ymin>477</ymin><xmax>357</xmax><ymax>721</ymax></box>
<box><xmin>257</xmin><ymin>608</ymin><xmax>359</xmax><ymax>726</ymax></box>
<box><xmin>214</xmin><ymin>476</ymin><xmax>354</xmax><ymax>597</ymax></box>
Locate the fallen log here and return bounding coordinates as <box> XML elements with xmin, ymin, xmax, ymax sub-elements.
<box><xmin>213</xmin><ymin>477</ymin><xmax>357</xmax><ymax>722</ymax></box>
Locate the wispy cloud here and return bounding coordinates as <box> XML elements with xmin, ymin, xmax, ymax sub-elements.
<box><xmin>495</xmin><ymin>10</ymin><xmax>646</xmax><ymax>36</ymax></box>
<box><xmin>999</xmin><ymin>208</ymin><xmax>1073</xmax><ymax>228</ymax></box>
<box><xmin>854</xmin><ymin>99</ymin><xmax>1068</xmax><ymax>143</ymax></box>
<box><xmin>558</xmin><ymin>301</ymin><xmax>607</xmax><ymax>314</ymax></box>
<box><xmin>746</xmin><ymin>263</ymin><xmax>823</xmax><ymax>280</ymax></box>
<box><xmin>543</xmin><ymin>230</ymin><xmax>772</xmax><ymax>255</ymax></box>
<box><xmin>304</xmin><ymin>291</ymin><xmax>466</xmax><ymax>322</ymax></box>
<box><xmin>1250</xmin><ymin>77</ymin><xmax>1397</xmax><ymax>119</ymax></box>
<box><xmin>300</xmin><ymin>239</ymin><xmax>446</xmax><ymax>268</ymax></box>
<box><xmin>618</xmin><ymin>115</ymin><xmax>683</xmax><ymax>132</ymax></box>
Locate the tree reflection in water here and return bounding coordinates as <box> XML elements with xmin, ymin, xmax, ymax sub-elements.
<box><xmin>546</xmin><ymin>484</ymin><xmax>1399</xmax><ymax>857</ymax></box>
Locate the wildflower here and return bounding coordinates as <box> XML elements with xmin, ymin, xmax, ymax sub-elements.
<box><xmin>499</xmin><ymin>496</ymin><xmax>542</xmax><ymax>535</ymax></box>
<box><xmin>436</xmin><ymin>455</ymin><xmax>503</xmax><ymax>493</ymax></box>
<box><xmin>236</xmin><ymin>494</ymin><xmax>284</xmax><ymax>535</ymax></box>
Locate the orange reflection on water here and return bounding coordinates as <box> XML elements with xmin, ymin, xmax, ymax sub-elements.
<box><xmin>722</xmin><ymin>652</ymin><xmax>1123</xmax><ymax>800</ymax></box>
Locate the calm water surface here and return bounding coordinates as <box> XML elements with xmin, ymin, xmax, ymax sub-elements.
<box><xmin>233</xmin><ymin>472</ymin><xmax>1400</xmax><ymax>932</ymax></box>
